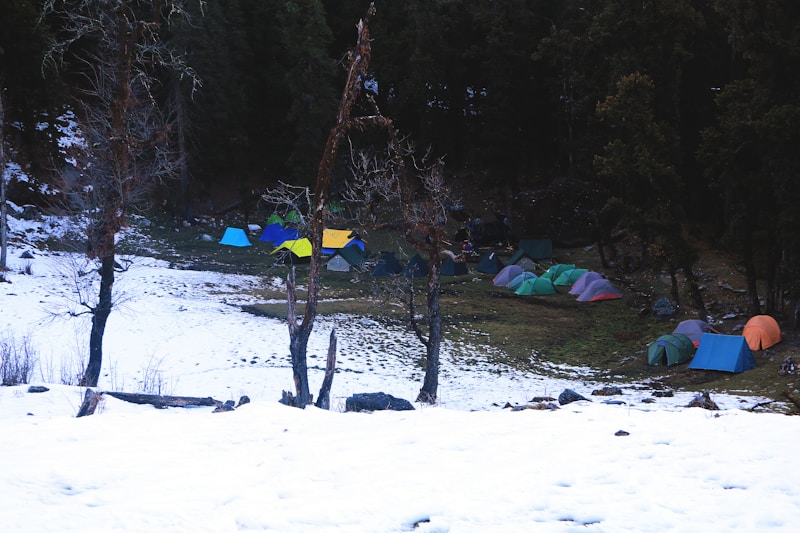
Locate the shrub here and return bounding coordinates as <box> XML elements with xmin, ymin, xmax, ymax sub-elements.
<box><xmin>0</xmin><ymin>332</ymin><xmax>38</xmax><ymax>386</ymax></box>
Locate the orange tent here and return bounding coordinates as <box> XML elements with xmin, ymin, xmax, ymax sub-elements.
<box><xmin>742</xmin><ymin>315</ymin><xmax>782</xmax><ymax>351</ymax></box>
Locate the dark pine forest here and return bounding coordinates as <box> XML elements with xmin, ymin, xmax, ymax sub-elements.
<box><xmin>2</xmin><ymin>1</ymin><xmax>800</xmax><ymax>321</ymax></box>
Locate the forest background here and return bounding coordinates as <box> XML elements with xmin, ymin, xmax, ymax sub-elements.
<box><xmin>2</xmin><ymin>0</ymin><xmax>800</xmax><ymax>323</ymax></box>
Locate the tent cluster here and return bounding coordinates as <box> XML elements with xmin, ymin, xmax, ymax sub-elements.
<box><xmin>646</xmin><ymin>315</ymin><xmax>782</xmax><ymax>373</ymax></box>
<box><xmin>491</xmin><ymin>263</ymin><xmax>623</xmax><ymax>302</ymax></box>
<box><xmin>217</xmin><ymin>212</ymin><xmax>369</xmax><ymax>271</ymax></box>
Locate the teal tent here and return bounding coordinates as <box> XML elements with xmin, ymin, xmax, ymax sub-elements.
<box><xmin>476</xmin><ymin>251</ymin><xmax>503</xmax><ymax>274</ymax></box>
<box><xmin>515</xmin><ymin>277</ymin><xmax>556</xmax><ymax>296</ymax></box>
<box><xmin>647</xmin><ymin>334</ymin><xmax>695</xmax><ymax>366</ymax></box>
<box><xmin>541</xmin><ymin>263</ymin><xmax>576</xmax><ymax>280</ymax></box>
<box><xmin>688</xmin><ymin>333</ymin><xmax>755</xmax><ymax>373</ymax></box>
<box><xmin>338</xmin><ymin>244</ymin><xmax>368</xmax><ymax>266</ymax></box>
<box><xmin>553</xmin><ymin>268</ymin><xmax>589</xmax><ymax>286</ymax></box>
<box><xmin>442</xmin><ymin>257</ymin><xmax>468</xmax><ymax>276</ymax></box>
<box><xmin>219</xmin><ymin>227</ymin><xmax>251</xmax><ymax>247</ymax></box>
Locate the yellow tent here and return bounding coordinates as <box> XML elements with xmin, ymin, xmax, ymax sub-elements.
<box><xmin>322</xmin><ymin>228</ymin><xmax>354</xmax><ymax>250</ymax></box>
<box><xmin>271</xmin><ymin>238</ymin><xmax>312</xmax><ymax>257</ymax></box>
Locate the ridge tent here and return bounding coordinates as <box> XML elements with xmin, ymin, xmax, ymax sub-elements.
<box><xmin>335</xmin><ymin>244</ymin><xmax>368</xmax><ymax>268</ymax></box>
<box><xmin>271</xmin><ymin>238</ymin><xmax>312</xmax><ymax>258</ymax></box>
<box><xmin>541</xmin><ymin>263</ymin><xmax>576</xmax><ymax>281</ymax></box>
<box><xmin>403</xmin><ymin>254</ymin><xmax>429</xmax><ymax>277</ymax></box>
<box><xmin>576</xmin><ymin>279</ymin><xmax>622</xmax><ymax>302</ymax></box>
<box><xmin>742</xmin><ymin>315</ymin><xmax>782</xmax><ymax>351</ymax></box>
<box><xmin>553</xmin><ymin>268</ymin><xmax>589</xmax><ymax>287</ymax></box>
<box><xmin>673</xmin><ymin>319</ymin><xmax>720</xmax><ymax>348</ymax></box>
<box><xmin>321</xmin><ymin>228</ymin><xmax>356</xmax><ymax>254</ymax></box>
<box><xmin>259</xmin><ymin>223</ymin><xmax>284</xmax><ymax>243</ymax></box>
<box><xmin>506</xmin><ymin>239</ymin><xmax>552</xmax><ymax>271</ymax></box>
<box><xmin>514</xmin><ymin>277</ymin><xmax>556</xmax><ymax>296</ymax></box>
<box><xmin>647</xmin><ymin>334</ymin><xmax>695</xmax><ymax>366</ymax></box>
<box><xmin>506</xmin><ymin>271</ymin><xmax>537</xmax><ymax>290</ymax></box>
<box><xmin>219</xmin><ymin>227</ymin><xmax>251</xmax><ymax>247</ymax></box>
<box><xmin>688</xmin><ymin>333</ymin><xmax>755</xmax><ymax>373</ymax></box>
<box><xmin>442</xmin><ymin>257</ymin><xmax>468</xmax><ymax>276</ymax></box>
<box><xmin>493</xmin><ymin>265</ymin><xmax>524</xmax><ymax>287</ymax></box>
<box><xmin>568</xmin><ymin>271</ymin><xmax>603</xmax><ymax>295</ymax></box>
<box><xmin>344</xmin><ymin>236</ymin><xmax>367</xmax><ymax>252</ymax></box>
<box><xmin>372</xmin><ymin>251</ymin><xmax>403</xmax><ymax>276</ymax></box>
<box><xmin>476</xmin><ymin>252</ymin><xmax>503</xmax><ymax>274</ymax></box>
<box><xmin>326</xmin><ymin>253</ymin><xmax>352</xmax><ymax>272</ymax></box>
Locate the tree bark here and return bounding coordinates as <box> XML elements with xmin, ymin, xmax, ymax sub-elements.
<box><xmin>315</xmin><ymin>328</ymin><xmax>337</xmax><ymax>410</ymax></box>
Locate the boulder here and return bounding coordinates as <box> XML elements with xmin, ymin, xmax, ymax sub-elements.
<box><xmin>558</xmin><ymin>388</ymin><xmax>591</xmax><ymax>405</ymax></box>
<box><xmin>345</xmin><ymin>392</ymin><xmax>415</xmax><ymax>412</ymax></box>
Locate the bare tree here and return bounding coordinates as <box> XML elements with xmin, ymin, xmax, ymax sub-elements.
<box><xmin>40</xmin><ymin>0</ymin><xmax>202</xmax><ymax>386</ymax></box>
<box><xmin>345</xmin><ymin>139</ymin><xmax>458</xmax><ymax>404</ymax></box>
<box><xmin>263</xmin><ymin>4</ymin><xmax>380</xmax><ymax>409</ymax></box>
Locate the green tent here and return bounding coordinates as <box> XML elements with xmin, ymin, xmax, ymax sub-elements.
<box><xmin>284</xmin><ymin>210</ymin><xmax>302</xmax><ymax>224</ymax></box>
<box><xmin>266</xmin><ymin>213</ymin><xmax>284</xmax><ymax>226</ymax></box>
<box><xmin>541</xmin><ymin>263</ymin><xmax>576</xmax><ymax>280</ymax></box>
<box><xmin>553</xmin><ymin>268</ymin><xmax>589</xmax><ymax>286</ymax></box>
<box><xmin>647</xmin><ymin>334</ymin><xmax>695</xmax><ymax>366</ymax></box>
<box><xmin>515</xmin><ymin>277</ymin><xmax>557</xmax><ymax>296</ymax></box>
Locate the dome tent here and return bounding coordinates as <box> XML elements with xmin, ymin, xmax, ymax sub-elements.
<box><xmin>493</xmin><ymin>265</ymin><xmax>524</xmax><ymax>287</ymax></box>
<box><xmin>568</xmin><ymin>271</ymin><xmax>603</xmax><ymax>295</ymax></box>
<box><xmin>673</xmin><ymin>319</ymin><xmax>719</xmax><ymax>348</ymax></box>
<box><xmin>647</xmin><ymin>334</ymin><xmax>695</xmax><ymax>366</ymax></box>
<box><xmin>742</xmin><ymin>315</ymin><xmax>782</xmax><ymax>351</ymax></box>
<box><xmin>507</xmin><ymin>271</ymin><xmax>537</xmax><ymax>291</ymax></box>
<box><xmin>514</xmin><ymin>277</ymin><xmax>556</xmax><ymax>296</ymax></box>
<box><xmin>576</xmin><ymin>279</ymin><xmax>622</xmax><ymax>302</ymax></box>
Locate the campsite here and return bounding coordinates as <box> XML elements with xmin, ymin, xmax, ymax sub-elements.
<box><xmin>73</xmin><ymin>206</ymin><xmax>799</xmax><ymax>412</ymax></box>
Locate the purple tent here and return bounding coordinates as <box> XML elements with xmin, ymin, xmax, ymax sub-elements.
<box><xmin>576</xmin><ymin>279</ymin><xmax>622</xmax><ymax>302</ymax></box>
<box><xmin>673</xmin><ymin>319</ymin><xmax>720</xmax><ymax>347</ymax></box>
<box><xmin>493</xmin><ymin>265</ymin><xmax>524</xmax><ymax>287</ymax></box>
<box><xmin>568</xmin><ymin>271</ymin><xmax>603</xmax><ymax>295</ymax></box>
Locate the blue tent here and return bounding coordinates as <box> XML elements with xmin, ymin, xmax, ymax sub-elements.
<box><xmin>219</xmin><ymin>227</ymin><xmax>251</xmax><ymax>247</ymax></box>
<box><xmin>688</xmin><ymin>333</ymin><xmax>755</xmax><ymax>373</ymax></box>
<box><xmin>272</xmin><ymin>226</ymin><xmax>301</xmax><ymax>247</ymax></box>
<box><xmin>259</xmin><ymin>223</ymin><xmax>284</xmax><ymax>243</ymax></box>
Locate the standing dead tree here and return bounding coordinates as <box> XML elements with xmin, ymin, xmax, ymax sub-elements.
<box><xmin>40</xmin><ymin>0</ymin><xmax>202</xmax><ymax>386</ymax></box>
<box><xmin>266</xmin><ymin>4</ymin><xmax>378</xmax><ymax>409</ymax></box>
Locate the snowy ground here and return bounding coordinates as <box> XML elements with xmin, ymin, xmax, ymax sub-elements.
<box><xmin>2</xmin><ymin>211</ymin><xmax>800</xmax><ymax>532</ymax></box>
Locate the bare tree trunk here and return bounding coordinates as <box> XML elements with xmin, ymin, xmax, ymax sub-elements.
<box><xmin>83</xmin><ymin>253</ymin><xmax>115</xmax><ymax>386</ymax></box>
<box><xmin>175</xmin><ymin>89</ymin><xmax>193</xmax><ymax>222</ymax></box>
<box><xmin>285</xmin><ymin>5</ymin><xmax>375</xmax><ymax>408</ymax></box>
<box><xmin>417</xmin><ymin>258</ymin><xmax>442</xmax><ymax>403</ymax></box>
<box><xmin>315</xmin><ymin>328</ymin><xmax>337</xmax><ymax>410</ymax></box>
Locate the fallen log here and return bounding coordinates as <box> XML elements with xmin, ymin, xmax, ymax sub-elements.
<box><xmin>75</xmin><ymin>390</ymin><xmax>229</xmax><ymax>417</ymax></box>
<box><xmin>104</xmin><ymin>391</ymin><xmax>221</xmax><ymax>409</ymax></box>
